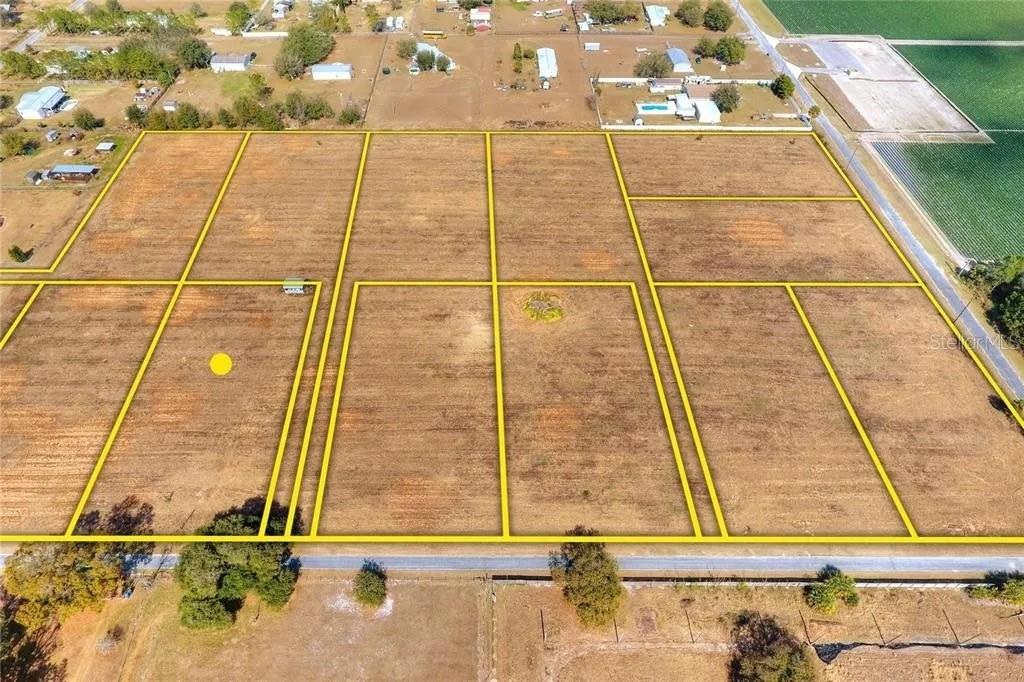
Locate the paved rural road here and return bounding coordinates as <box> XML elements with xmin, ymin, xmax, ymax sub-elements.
<box><xmin>3</xmin><ymin>553</ymin><xmax>1017</xmax><ymax>576</ymax></box>
<box><xmin>732</xmin><ymin>1</ymin><xmax>1024</xmax><ymax>399</ymax></box>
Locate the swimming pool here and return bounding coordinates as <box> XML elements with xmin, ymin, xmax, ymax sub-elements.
<box><xmin>635</xmin><ymin>101</ymin><xmax>678</xmax><ymax>115</ymax></box>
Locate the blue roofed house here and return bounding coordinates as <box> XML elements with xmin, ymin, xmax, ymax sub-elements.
<box><xmin>666</xmin><ymin>46</ymin><xmax>693</xmax><ymax>74</ymax></box>
<box><xmin>16</xmin><ymin>86</ymin><xmax>69</xmax><ymax>120</ymax></box>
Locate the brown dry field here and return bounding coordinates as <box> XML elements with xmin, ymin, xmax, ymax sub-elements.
<box><xmin>54</xmin><ymin>134</ymin><xmax>243</xmax><ymax>280</ymax></box>
<box><xmin>317</xmin><ymin>285</ymin><xmax>501</xmax><ymax>535</ymax></box>
<box><xmin>497</xmin><ymin>583</ymin><xmax>1024</xmax><ymax>681</ymax></box>
<box><xmin>345</xmin><ymin>134</ymin><xmax>490</xmax><ymax>280</ymax></box>
<box><xmin>611</xmin><ymin>133</ymin><xmax>854</xmax><ymax>197</ymax></box>
<box><xmin>0</xmin><ymin>188</ymin><xmax>96</xmax><ymax>269</ymax></box>
<box><xmin>82</xmin><ymin>286</ymin><xmax>314</xmax><ymax>534</ymax></box>
<box><xmin>658</xmin><ymin>286</ymin><xmax>907</xmax><ymax>535</ymax></box>
<box><xmin>491</xmin><ymin>134</ymin><xmax>642</xmax><ymax>281</ymax></box>
<box><xmin>190</xmin><ymin>133</ymin><xmax>363</xmax><ymax>281</ymax></box>
<box><xmin>0</xmin><ymin>286</ymin><xmax>170</xmax><ymax>533</ymax></box>
<box><xmin>367</xmin><ymin>35</ymin><xmax>596</xmax><ymax>129</ymax></box>
<box><xmin>501</xmin><ymin>286</ymin><xmax>693</xmax><ymax>535</ymax></box>
<box><xmin>58</xmin><ymin>575</ymin><xmax>487</xmax><ymax>681</ymax></box>
<box><xmin>779</xmin><ymin>41</ymin><xmax>825</xmax><ymax>68</ymax></box>
<box><xmin>45</xmin><ymin>576</ymin><xmax>1024</xmax><ymax>681</ymax></box>
<box><xmin>632</xmin><ymin>200</ymin><xmax>912</xmax><ymax>282</ymax></box>
<box><xmin>798</xmin><ymin>288</ymin><xmax>1024</xmax><ymax>536</ymax></box>
<box><xmin>0</xmin><ymin>284</ymin><xmax>36</xmax><ymax>336</ymax></box>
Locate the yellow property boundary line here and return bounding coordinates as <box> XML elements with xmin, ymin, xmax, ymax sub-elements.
<box><xmin>3</xmin><ymin>129</ymin><xmax>1022</xmax><ymax>544</ymax></box>
<box><xmin>606</xmin><ymin>134</ymin><xmax>726</xmax><ymax>537</ymax></box>
<box><xmin>305</xmin><ymin>280</ymin><xmax>699</xmax><ymax>537</ymax></box>
<box><xmin>0</xmin><ymin>134</ymin><xmax>149</xmax><ymax>275</ymax></box>
<box><xmin>2</xmin><ymin>534</ymin><xmax>1022</xmax><ymax>544</ymax></box>
<box><xmin>63</xmin><ymin>132</ymin><xmax>253</xmax><ymax>535</ymax></box>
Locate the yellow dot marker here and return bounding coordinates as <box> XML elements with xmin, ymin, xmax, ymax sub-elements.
<box><xmin>209</xmin><ymin>352</ymin><xmax>233</xmax><ymax>376</ymax></box>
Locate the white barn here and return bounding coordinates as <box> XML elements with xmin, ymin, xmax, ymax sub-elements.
<box><xmin>537</xmin><ymin>47</ymin><xmax>557</xmax><ymax>79</ymax></box>
<box><xmin>694</xmin><ymin>99</ymin><xmax>721</xmax><ymax>124</ymax></box>
<box><xmin>311</xmin><ymin>62</ymin><xmax>353</xmax><ymax>80</ymax></box>
<box><xmin>16</xmin><ymin>86</ymin><xmax>68</xmax><ymax>120</ymax></box>
<box><xmin>666</xmin><ymin>47</ymin><xmax>693</xmax><ymax>74</ymax></box>
<box><xmin>210</xmin><ymin>53</ymin><xmax>253</xmax><ymax>73</ymax></box>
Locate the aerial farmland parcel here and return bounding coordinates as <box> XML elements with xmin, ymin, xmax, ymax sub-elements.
<box><xmin>1</xmin><ymin>131</ymin><xmax>1022</xmax><ymax>545</ymax></box>
<box><xmin>764</xmin><ymin>0</ymin><xmax>1024</xmax><ymax>40</ymax></box>
<box><xmin>871</xmin><ymin>46</ymin><xmax>1024</xmax><ymax>260</ymax></box>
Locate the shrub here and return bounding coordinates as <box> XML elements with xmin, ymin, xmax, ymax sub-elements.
<box><xmin>3</xmin><ymin>498</ymin><xmax>153</xmax><ymax>631</ymax></box>
<box><xmin>178</xmin><ymin>597</ymin><xmax>233</xmax><ymax>630</ymax></box>
<box><xmin>694</xmin><ymin>36</ymin><xmax>716</xmax><ymax>58</ymax></box>
<box><xmin>396</xmin><ymin>38</ymin><xmax>418</xmax><ymax>60</ymax></box>
<box><xmin>72</xmin><ymin>108</ymin><xmax>103</xmax><ymax>130</ymax></box>
<box><xmin>634</xmin><ymin>52</ymin><xmax>672</xmax><ymax>78</ymax></box>
<box><xmin>177</xmin><ymin>37</ymin><xmax>212</xmax><ymax>69</ymax></box>
<box><xmin>1</xmin><ymin>131</ymin><xmax>37</xmax><ymax>158</ymax></box>
<box><xmin>703</xmin><ymin>0</ymin><xmax>733</xmax><ymax>31</ymax></box>
<box><xmin>674</xmin><ymin>0</ymin><xmax>703</xmax><ymax>27</ymax></box>
<box><xmin>522</xmin><ymin>47</ymin><xmax>536</xmax><ymax>60</ymax></box>
<box><xmin>968</xmin><ymin>573</ymin><xmax>1024</xmax><ymax>606</ymax></box>
<box><xmin>991</xmin><ymin>278</ymin><xmax>1024</xmax><ymax>348</ymax></box>
<box><xmin>549</xmin><ymin>527</ymin><xmax>622</xmax><ymax>627</ymax></box>
<box><xmin>0</xmin><ymin>93</ymin><xmax>11</xmax><ymax>109</ymax></box>
<box><xmin>217</xmin><ymin>107</ymin><xmax>239</xmax><ymax>128</ymax></box>
<box><xmin>522</xmin><ymin>292</ymin><xmax>565</xmax><ymax>322</ymax></box>
<box><xmin>808</xmin><ymin>104</ymin><xmax>821</xmax><ymax>118</ymax></box>
<box><xmin>188</xmin><ymin>2</ymin><xmax>207</xmax><ymax>18</ymax></box>
<box><xmin>771</xmin><ymin>74</ymin><xmax>795</xmax><ymax>99</ymax></box>
<box><xmin>585</xmin><ymin>0</ymin><xmax>638</xmax><ymax>24</ymax></box>
<box><xmin>711</xmin><ymin>83</ymin><xmax>740</xmax><ymax>113</ymax></box>
<box><xmin>415</xmin><ymin>48</ymin><xmax>436</xmax><ymax>71</ymax></box>
<box><xmin>283</xmin><ymin>90</ymin><xmax>335</xmax><ymax>123</ymax></box>
<box><xmin>805</xmin><ymin>566</ymin><xmax>859</xmax><ymax>615</ymax></box>
<box><xmin>174</xmin><ymin>499</ymin><xmax>299</xmax><ymax>630</ymax></box>
<box><xmin>731</xmin><ymin>611</ymin><xmax>817</xmax><ymax>682</ymax></box>
<box><xmin>436</xmin><ymin>54</ymin><xmax>451</xmax><ymax>73</ymax></box>
<box><xmin>125</xmin><ymin>104</ymin><xmax>148</xmax><ymax>126</ymax></box>
<box><xmin>8</xmin><ymin>245</ymin><xmax>32</xmax><ymax>263</ymax></box>
<box><xmin>714</xmin><ymin>35</ymin><xmax>746</xmax><ymax>65</ymax></box>
<box><xmin>275</xmin><ymin>22</ymin><xmax>334</xmax><ymax>78</ymax></box>
<box><xmin>225</xmin><ymin>1</ymin><xmax>252</xmax><ymax>33</ymax></box>
<box><xmin>353</xmin><ymin>561</ymin><xmax>387</xmax><ymax>607</ymax></box>
<box><xmin>337</xmin><ymin>103</ymin><xmax>362</xmax><ymax>125</ymax></box>
<box><xmin>1</xmin><ymin>51</ymin><xmax>46</xmax><ymax>78</ymax></box>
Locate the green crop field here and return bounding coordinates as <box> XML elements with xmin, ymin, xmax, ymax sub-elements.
<box><xmin>764</xmin><ymin>0</ymin><xmax>1024</xmax><ymax>40</ymax></box>
<box><xmin>873</xmin><ymin>133</ymin><xmax>1024</xmax><ymax>261</ymax></box>
<box><xmin>897</xmin><ymin>46</ymin><xmax>1024</xmax><ymax>131</ymax></box>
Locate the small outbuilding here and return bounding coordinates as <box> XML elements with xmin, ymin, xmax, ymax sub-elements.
<box><xmin>310</xmin><ymin>62</ymin><xmax>353</xmax><ymax>80</ymax></box>
<box><xmin>15</xmin><ymin>86</ymin><xmax>68</xmax><ymax>120</ymax></box>
<box><xmin>210</xmin><ymin>53</ymin><xmax>253</xmax><ymax>73</ymax></box>
<box><xmin>666</xmin><ymin>47</ymin><xmax>693</xmax><ymax>74</ymax></box>
<box><xmin>25</xmin><ymin>170</ymin><xmax>43</xmax><ymax>185</ymax></box>
<box><xmin>694</xmin><ymin>99</ymin><xmax>721</xmax><ymax>124</ymax></box>
<box><xmin>537</xmin><ymin>47</ymin><xmax>557</xmax><ymax>79</ymax></box>
<box><xmin>645</xmin><ymin>4</ymin><xmax>669</xmax><ymax>27</ymax></box>
<box><xmin>49</xmin><ymin>164</ymin><xmax>100</xmax><ymax>182</ymax></box>
<box><xmin>45</xmin><ymin>129</ymin><xmax>60</xmax><ymax>143</ymax></box>
<box><xmin>162</xmin><ymin>100</ymin><xmax>178</xmax><ymax>112</ymax></box>
<box><xmin>95</xmin><ymin>140</ymin><xmax>117</xmax><ymax>153</ymax></box>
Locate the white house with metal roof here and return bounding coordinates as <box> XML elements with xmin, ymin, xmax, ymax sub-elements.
<box><xmin>537</xmin><ymin>47</ymin><xmax>557</xmax><ymax>79</ymax></box>
<box><xmin>210</xmin><ymin>53</ymin><xmax>253</xmax><ymax>73</ymax></box>
<box><xmin>694</xmin><ymin>99</ymin><xmax>721</xmax><ymax>124</ymax></box>
<box><xmin>16</xmin><ymin>86</ymin><xmax>69</xmax><ymax>120</ymax></box>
